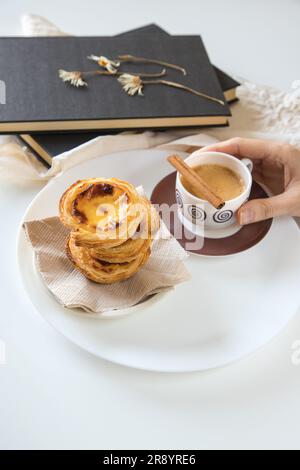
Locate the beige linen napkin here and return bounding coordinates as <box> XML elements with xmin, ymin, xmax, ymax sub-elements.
<box><xmin>23</xmin><ymin>217</ymin><xmax>190</xmax><ymax>315</ymax></box>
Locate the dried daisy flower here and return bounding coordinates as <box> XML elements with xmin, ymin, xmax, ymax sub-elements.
<box><xmin>118</xmin><ymin>73</ymin><xmax>225</xmax><ymax>105</ymax></box>
<box><xmin>87</xmin><ymin>53</ymin><xmax>187</xmax><ymax>75</ymax></box>
<box><xmin>118</xmin><ymin>54</ymin><xmax>187</xmax><ymax>76</ymax></box>
<box><xmin>59</xmin><ymin>68</ymin><xmax>166</xmax><ymax>88</ymax></box>
<box><xmin>118</xmin><ymin>74</ymin><xmax>144</xmax><ymax>96</ymax></box>
<box><xmin>58</xmin><ymin>69</ymin><xmax>87</xmax><ymax>87</ymax></box>
<box><xmin>87</xmin><ymin>55</ymin><xmax>120</xmax><ymax>74</ymax></box>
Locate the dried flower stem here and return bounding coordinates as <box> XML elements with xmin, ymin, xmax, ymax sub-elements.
<box><xmin>118</xmin><ymin>54</ymin><xmax>187</xmax><ymax>76</ymax></box>
<box><xmin>59</xmin><ymin>68</ymin><xmax>167</xmax><ymax>87</ymax></box>
<box><xmin>82</xmin><ymin>69</ymin><xmax>166</xmax><ymax>78</ymax></box>
<box><xmin>143</xmin><ymin>79</ymin><xmax>225</xmax><ymax>105</ymax></box>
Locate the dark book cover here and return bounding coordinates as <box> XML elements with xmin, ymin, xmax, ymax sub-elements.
<box><xmin>118</xmin><ymin>24</ymin><xmax>240</xmax><ymax>99</ymax></box>
<box><xmin>213</xmin><ymin>66</ymin><xmax>240</xmax><ymax>97</ymax></box>
<box><xmin>19</xmin><ymin>24</ymin><xmax>239</xmax><ymax>166</ymax></box>
<box><xmin>0</xmin><ymin>35</ymin><xmax>230</xmax><ymax>133</ymax></box>
<box><xmin>19</xmin><ymin>131</ymin><xmax>115</xmax><ymax>167</ymax></box>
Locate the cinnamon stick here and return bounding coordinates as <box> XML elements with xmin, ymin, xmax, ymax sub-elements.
<box><xmin>167</xmin><ymin>154</ymin><xmax>225</xmax><ymax>210</ymax></box>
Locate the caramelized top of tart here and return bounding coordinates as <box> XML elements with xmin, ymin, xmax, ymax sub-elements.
<box><xmin>72</xmin><ymin>182</ymin><xmax>130</xmax><ymax>232</ymax></box>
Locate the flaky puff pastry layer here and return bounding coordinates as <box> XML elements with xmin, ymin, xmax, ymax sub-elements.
<box><xmin>76</xmin><ymin>198</ymin><xmax>160</xmax><ymax>262</ymax></box>
<box><xmin>59</xmin><ymin>178</ymin><xmax>147</xmax><ymax>248</ymax></box>
<box><xmin>66</xmin><ymin>234</ymin><xmax>151</xmax><ymax>284</ymax></box>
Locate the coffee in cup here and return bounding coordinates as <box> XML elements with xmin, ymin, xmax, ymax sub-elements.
<box><xmin>175</xmin><ymin>151</ymin><xmax>253</xmax><ymax>239</ymax></box>
<box><xmin>181</xmin><ymin>164</ymin><xmax>245</xmax><ymax>202</ymax></box>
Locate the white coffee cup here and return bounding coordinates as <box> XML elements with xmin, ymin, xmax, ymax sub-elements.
<box><xmin>175</xmin><ymin>151</ymin><xmax>253</xmax><ymax>239</ymax></box>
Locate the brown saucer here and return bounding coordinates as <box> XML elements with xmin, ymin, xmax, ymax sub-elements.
<box><xmin>151</xmin><ymin>172</ymin><xmax>273</xmax><ymax>256</ymax></box>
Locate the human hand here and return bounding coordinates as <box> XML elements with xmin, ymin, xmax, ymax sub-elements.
<box><xmin>199</xmin><ymin>138</ymin><xmax>300</xmax><ymax>225</ymax></box>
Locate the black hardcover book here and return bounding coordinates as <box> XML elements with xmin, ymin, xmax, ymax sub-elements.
<box><xmin>119</xmin><ymin>24</ymin><xmax>240</xmax><ymax>102</ymax></box>
<box><xmin>19</xmin><ymin>131</ymin><xmax>117</xmax><ymax>167</ymax></box>
<box><xmin>19</xmin><ymin>24</ymin><xmax>239</xmax><ymax>166</ymax></box>
<box><xmin>210</xmin><ymin>66</ymin><xmax>239</xmax><ymax>103</ymax></box>
<box><xmin>0</xmin><ymin>35</ymin><xmax>230</xmax><ymax>134</ymax></box>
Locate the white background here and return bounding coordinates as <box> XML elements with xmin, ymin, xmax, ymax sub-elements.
<box><xmin>1</xmin><ymin>0</ymin><xmax>300</xmax><ymax>450</ymax></box>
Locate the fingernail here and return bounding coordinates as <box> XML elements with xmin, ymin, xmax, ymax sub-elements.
<box><xmin>239</xmin><ymin>209</ymin><xmax>255</xmax><ymax>225</ymax></box>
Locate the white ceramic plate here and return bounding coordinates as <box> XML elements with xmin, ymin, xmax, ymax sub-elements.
<box><xmin>17</xmin><ymin>149</ymin><xmax>300</xmax><ymax>372</ymax></box>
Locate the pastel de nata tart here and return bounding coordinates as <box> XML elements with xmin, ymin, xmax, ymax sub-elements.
<box><xmin>59</xmin><ymin>178</ymin><xmax>147</xmax><ymax>248</ymax></box>
<box><xmin>79</xmin><ymin>198</ymin><xmax>160</xmax><ymax>262</ymax></box>
<box><xmin>89</xmin><ymin>232</ymin><xmax>151</xmax><ymax>263</ymax></box>
<box><xmin>60</xmin><ymin>177</ymin><xmax>160</xmax><ymax>284</ymax></box>
<box><xmin>66</xmin><ymin>234</ymin><xmax>151</xmax><ymax>284</ymax></box>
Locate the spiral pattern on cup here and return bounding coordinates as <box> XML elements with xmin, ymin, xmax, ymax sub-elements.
<box><xmin>188</xmin><ymin>205</ymin><xmax>207</xmax><ymax>221</ymax></box>
<box><xmin>213</xmin><ymin>210</ymin><xmax>233</xmax><ymax>223</ymax></box>
<box><xmin>175</xmin><ymin>189</ymin><xmax>183</xmax><ymax>209</ymax></box>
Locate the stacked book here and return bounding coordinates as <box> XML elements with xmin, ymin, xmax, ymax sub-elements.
<box><xmin>0</xmin><ymin>24</ymin><xmax>239</xmax><ymax>167</ymax></box>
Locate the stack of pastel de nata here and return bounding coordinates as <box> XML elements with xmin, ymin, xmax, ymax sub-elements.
<box><xmin>59</xmin><ymin>178</ymin><xmax>160</xmax><ymax>284</ymax></box>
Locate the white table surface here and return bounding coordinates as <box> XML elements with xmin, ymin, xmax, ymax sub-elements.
<box><xmin>1</xmin><ymin>0</ymin><xmax>300</xmax><ymax>450</ymax></box>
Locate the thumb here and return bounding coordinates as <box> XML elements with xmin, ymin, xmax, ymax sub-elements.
<box><xmin>237</xmin><ymin>194</ymin><xmax>291</xmax><ymax>225</ymax></box>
